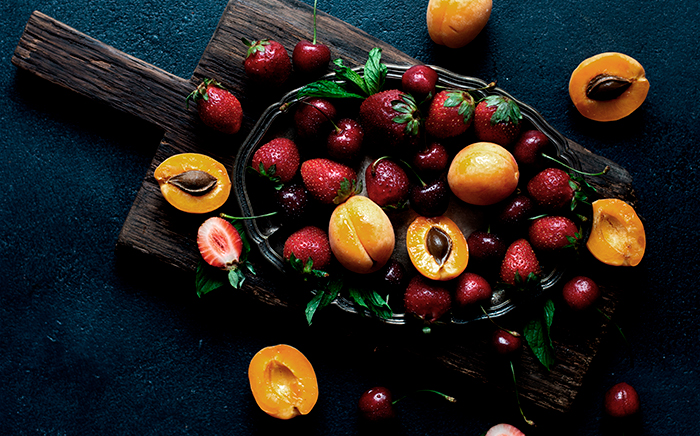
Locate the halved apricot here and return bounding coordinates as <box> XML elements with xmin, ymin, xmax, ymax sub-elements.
<box><xmin>569</xmin><ymin>52</ymin><xmax>650</xmax><ymax>122</ymax></box>
<box><xmin>154</xmin><ymin>153</ymin><xmax>231</xmax><ymax>214</ymax></box>
<box><xmin>406</xmin><ymin>215</ymin><xmax>469</xmax><ymax>281</ymax></box>
<box><xmin>248</xmin><ymin>344</ymin><xmax>319</xmax><ymax>420</ymax></box>
<box><xmin>586</xmin><ymin>198</ymin><xmax>646</xmax><ymax>266</ymax></box>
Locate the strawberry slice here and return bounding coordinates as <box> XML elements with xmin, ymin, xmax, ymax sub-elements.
<box><xmin>197</xmin><ymin>216</ymin><xmax>243</xmax><ymax>270</ymax></box>
<box><xmin>485</xmin><ymin>423</ymin><xmax>526</xmax><ymax>436</ymax></box>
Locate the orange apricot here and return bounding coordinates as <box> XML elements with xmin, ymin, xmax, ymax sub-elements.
<box><xmin>586</xmin><ymin>198</ymin><xmax>646</xmax><ymax>266</ymax></box>
<box><xmin>154</xmin><ymin>153</ymin><xmax>231</xmax><ymax>214</ymax></box>
<box><xmin>426</xmin><ymin>0</ymin><xmax>492</xmax><ymax>49</ymax></box>
<box><xmin>406</xmin><ymin>215</ymin><xmax>469</xmax><ymax>281</ymax></box>
<box><xmin>569</xmin><ymin>52</ymin><xmax>650</xmax><ymax>122</ymax></box>
<box><xmin>328</xmin><ymin>195</ymin><xmax>395</xmax><ymax>274</ymax></box>
<box><xmin>248</xmin><ymin>344</ymin><xmax>319</xmax><ymax>420</ymax></box>
<box><xmin>447</xmin><ymin>142</ymin><xmax>519</xmax><ymax>206</ymax></box>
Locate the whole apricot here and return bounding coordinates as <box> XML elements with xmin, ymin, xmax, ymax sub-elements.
<box><xmin>154</xmin><ymin>153</ymin><xmax>231</xmax><ymax>214</ymax></box>
<box><xmin>248</xmin><ymin>344</ymin><xmax>319</xmax><ymax>420</ymax></box>
<box><xmin>569</xmin><ymin>52</ymin><xmax>650</xmax><ymax>122</ymax></box>
<box><xmin>427</xmin><ymin>0</ymin><xmax>492</xmax><ymax>49</ymax></box>
<box><xmin>447</xmin><ymin>142</ymin><xmax>519</xmax><ymax>206</ymax></box>
<box><xmin>406</xmin><ymin>215</ymin><xmax>469</xmax><ymax>281</ymax></box>
<box><xmin>328</xmin><ymin>195</ymin><xmax>395</xmax><ymax>274</ymax></box>
<box><xmin>586</xmin><ymin>198</ymin><xmax>646</xmax><ymax>266</ymax></box>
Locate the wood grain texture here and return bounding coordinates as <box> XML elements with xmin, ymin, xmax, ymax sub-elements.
<box><xmin>11</xmin><ymin>0</ymin><xmax>637</xmax><ymax>415</ymax></box>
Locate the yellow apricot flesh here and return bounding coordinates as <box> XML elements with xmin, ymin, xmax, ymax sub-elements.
<box><xmin>586</xmin><ymin>198</ymin><xmax>646</xmax><ymax>266</ymax></box>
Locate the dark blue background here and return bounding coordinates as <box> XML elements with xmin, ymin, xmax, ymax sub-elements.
<box><xmin>1</xmin><ymin>1</ymin><xmax>698</xmax><ymax>435</ymax></box>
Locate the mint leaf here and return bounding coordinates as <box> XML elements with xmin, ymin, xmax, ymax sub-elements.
<box><xmin>347</xmin><ymin>286</ymin><xmax>392</xmax><ymax>319</ymax></box>
<box><xmin>363</xmin><ymin>47</ymin><xmax>387</xmax><ymax>96</ymax></box>
<box><xmin>524</xmin><ymin>300</ymin><xmax>556</xmax><ymax>370</ymax></box>
<box><xmin>195</xmin><ymin>260</ymin><xmax>227</xmax><ymax>298</ymax></box>
<box><xmin>333</xmin><ymin>58</ymin><xmax>369</xmax><ymax>95</ymax></box>
<box><xmin>297</xmin><ymin>80</ymin><xmax>365</xmax><ymax>99</ymax></box>
<box><xmin>305</xmin><ymin>278</ymin><xmax>342</xmax><ymax>325</ymax></box>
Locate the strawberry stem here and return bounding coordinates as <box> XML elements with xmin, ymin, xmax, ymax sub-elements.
<box><xmin>510</xmin><ymin>361</ymin><xmax>536</xmax><ymax>426</ymax></box>
<box><xmin>542</xmin><ymin>153</ymin><xmax>609</xmax><ymax>177</ymax></box>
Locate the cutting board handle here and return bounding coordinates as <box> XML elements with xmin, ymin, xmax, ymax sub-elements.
<box><xmin>12</xmin><ymin>11</ymin><xmax>192</xmax><ymax>130</ymax></box>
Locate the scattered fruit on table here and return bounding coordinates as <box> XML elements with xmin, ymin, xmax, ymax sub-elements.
<box><xmin>328</xmin><ymin>195</ymin><xmax>395</xmax><ymax>274</ymax></box>
<box><xmin>473</xmin><ymin>95</ymin><xmax>523</xmax><ymax>147</ymax></box>
<box><xmin>197</xmin><ymin>216</ymin><xmax>243</xmax><ymax>270</ymax></box>
<box><xmin>604</xmin><ymin>382</ymin><xmax>641</xmax><ymax>417</ymax></box>
<box><xmin>283</xmin><ymin>225</ymin><xmax>332</xmax><ymax>274</ymax></box>
<box><xmin>292</xmin><ymin>0</ymin><xmax>331</xmax><ymax>77</ymax></box>
<box><xmin>499</xmin><ymin>239</ymin><xmax>541</xmax><ymax>286</ymax></box>
<box><xmin>425</xmin><ymin>89</ymin><xmax>475</xmax><ymax>139</ymax></box>
<box><xmin>359</xmin><ymin>89</ymin><xmax>420</xmax><ymax>149</ymax></box>
<box><xmin>586</xmin><ymin>198</ymin><xmax>646</xmax><ymax>266</ymax></box>
<box><xmin>154</xmin><ymin>153</ymin><xmax>231</xmax><ymax>214</ymax></box>
<box><xmin>447</xmin><ymin>142</ymin><xmax>520</xmax><ymax>206</ymax></box>
<box><xmin>569</xmin><ymin>52</ymin><xmax>650</xmax><ymax>122</ymax></box>
<box><xmin>251</xmin><ymin>137</ymin><xmax>300</xmax><ymax>185</ymax></box>
<box><xmin>528</xmin><ymin>215</ymin><xmax>580</xmax><ymax>252</ymax></box>
<box><xmin>404</xmin><ymin>275</ymin><xmax>452</xmax><ymax>323</ymax></box>
<box><xmin>243</xmin><ymin>38</ymin><xmax>292</xmax><ymax>87</ymax></box>
<box><xmin>327</xmin><ymin>118</ymin><xmax>364</xmax><ymax>162</ymax></box>
<box><xmin>401</xmin><ymin>65</ymin><xmax>439</xmax><ymax>102</ymax></box>
<box><xmin>426</xmin><ymin>0</ymin><xmax>492</xmax><ymax>49</ymax></box>
<box><xmin>248</xmin><ymin>344</ymin><xmax>318</xmax><ymax>420</ymax></box>
<box><xmin>484</xmin><ymin>423</ymin><xmax>526</xmax><ymax>436</ymax></box>
<box><xmin>454</xmin><ymin>271</ymin><xmax>492</xmax><ymax>307</ymax></box>
<box><xmin>407</xmin><ymin>215</ymin><xmax>469</xmax><ymax>281</ymax></box>
<box><xmin>358</xmin><ymin>386</ymin><xmax>396</xmax><ymax>421</ymax></box>
<box><xmin>562</xmin><ymin>276</ymin><xmax>600</xmax><ymax>311</ymax></box>
<box><xmin>365</xmin><ymin>157</ymin><xmax>410</xmax><ymax>208</ymax></box>
<box><xmin>294</xmin><ymin>97</ymin><xmax>337</xmax><ymax>139</ymax></box>
<box><xmin>492</xmin><ymin>329</ymin><xmax>523</xmax><ymax>357</ymax></box>
<box><xmin>185</xmin><ymin>78</ymin><xmax>243</xmax><ymax>134</ymax></box>
<box><xmin>300</xmin><ymin>158</ymin><xmax>359</xmax><ymax>204</ymax></box>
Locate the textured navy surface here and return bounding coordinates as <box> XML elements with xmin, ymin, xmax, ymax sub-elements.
<box><xmin>1</xmin><ymin>1</ymin><xmax>698</xmax><ymax>435</ymax></box>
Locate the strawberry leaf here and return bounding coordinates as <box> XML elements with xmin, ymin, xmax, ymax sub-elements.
<box><xmin>288</xmin><ymin>253</ymin><xmax>329</xmax><ymax>278</ymax></box>
<box><xmin>483</xmin><ymin>95</ymin><xmax>522</xmax><ymax>125</ymax></box>
<box><xmin>333</xmin><ymin>178</ymin><xmax>362</xmax><ymax>204</ymax></box>
<box><xmin>524</xmin><ymin>299</ymin><xmax>556</xmax><ymax>370</ymax></box>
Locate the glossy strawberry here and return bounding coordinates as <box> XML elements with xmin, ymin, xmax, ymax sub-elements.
<box><xmin>300</xmin><ymin>158</ymin><xmax>360</xmax><ymax>204</ymax></box>
<box><xmin>473</xmin><ymin>95</ymin><xmax>523</xmax><ymax>147</ymax></box>
<box><xmin>294</xmin><ymin>98</ymin><xmax>337</xmax><ymax>139</ymax></box>
<box><xmin>528</xmin><ymin>215</ymin><xmax>580</xmax><ymax>251</ymax></box>
<box><xmin>251</xmin><ymin>137</ymin><xmax>300</xmax><ymax>185</ymax></box>
<box><xmin>186</xmin><ymin>78</ymin><xmax>243</xmax><ymax>134</ymax></box>
<box><xmin>500</xmin><ymin>239</ymin><xmax>541</xmax><ymax>285</ymax></box>
<box><xmin>404</xmin><ymin>275</ymin><xmax>452</xmax><ymax>323</ymax></box>
<box><xmin>526</xmin><ymin>167</ymin><xmax>575</xmax><ymax>212</ymax></box>
<box><xmin>359</xmin><ymin>89</ymin><xmax>420</xmax><ymax>149</ymax></box>
<box><xmin>292</xmin><ymin>0</ymin><xmax>331</xmax><ymax>77</ymax></box>
<box><xmin>401</xmin><ymin>64</ymin><xmax>438</xmax><ymax>101</ymax></box>
<box><xmin>365</xmin><ymin>157</ymin><xmax>410</xmax><ymax>208</ymax></box>
<box><xmin>424</xmin><ymin>89</ymin><xmax>475</xmax><ymax>139</ymax></box>
<box><xmin>484</xmin><ymin>423</ymin><xmax>526</xmax><ymax>436</ymax></box>
<box><xmin>604</xmin><ymin>382</ymin><xmax>641</xmax><ymax>417</ymax></box>
<box><xmin>327</xmin><ymin>118</ymin><xmax>364</xmax><ymax>162</ymax></box>
<box><xmin>243</xmin><ymin>38</ymin><xmax>291</xmax><ymax>87</ymax></box>
<box><xmin>283</xmin><ymin>225</ymin><xmax>332</xmax><ymax>273</ymax></box>
<box><xmin>197</xmin><ymin>216</ymin><xmax>243</xmax><ymax>270</ymax></box>
<box><xmin>562</xmin><ymin>276</ymin><xmax>600</xmax><ymax>311</ymax></box>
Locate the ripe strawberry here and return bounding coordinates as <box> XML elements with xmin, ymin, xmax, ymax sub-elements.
<box><xmin>526</xmin><ymin>167</ymin><xmax>575</xmax><ymax>212</ymax></box>
<box><xmin>242</xmin><ymin>38</ymin><xmax>291</xmax><ymax>87</ymax></box>
<box><xmin>424</xmin><ymin>89</ymin><xmax>475</xmax><ymax>139</ymax></box>
<box><xmin>359</xmin><ymin>89</ymin><xmax>420</xmax><ymax>149</ymax></box>
<box><xmin>365</xmin><ymin>157</ymin><xmax>410</xmax><ymax>209</ymax></box>
<box><xmin>473</xmin><ymin>95</ymin><xmax>523</xmax><ymax>147</ymax></box>
<box><xmin>500</xmin><ymin>239</ymin><xmax>541</xmax><ymax>285</ymax></box>
<box><xmin>283</xmin><ymin>226</ymin><xmax>332</xmax><ymax>273</ymax></box>
<box><xmin>484</xmin><ymin>423</ymin><xmax>526</xmax><ymax>436</ymax></box>
<box><xmin>300</xmin><ymin>158</ymin><xmax>360</xmax><ymax>204</ymax></box>
<box><xmin>186</xmin><ymin>78</ymin><xmax>243</xmax><ymax>134</ymax></box>
<box><xmin>197</xmin><ymin>217</ymin><xmax>243</xmax><ymax>270</ymax></box>
<box><xmin>251</xmin><ymin>138</ymin><xmax>300</xmax><ymax>185</ymax></box>
<box><xmin>404</xmin><ymin>275</ymin><xmax>452</xmax><ymax>323</ymax></box>
<box><xmin>528</xmin><ymin>215</ymin><xmax>580</xmax><ymax>251</ymax></box>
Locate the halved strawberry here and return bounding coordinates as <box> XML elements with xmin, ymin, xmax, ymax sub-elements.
<box><xmin>197</xmin><ymin>216</ymin><xmax>243</xmax><ymax>270</ymax></box>
<box><xmin>484</xmin><ymin>423</ymin><xmax>526</xmax><ymax>436</ymax></box>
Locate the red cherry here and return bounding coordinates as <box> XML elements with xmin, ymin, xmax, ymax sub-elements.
<box><xmin>492</xmin><ymin>329</ymin><xmax>523</xmax><ymax>356</ymax></box>
<box><xmin>358</xmin><ymin>387</ymin><xmax>396</xmax><ymax>421</ymax></box>
<box><xmin>455</xmin><ymin>272</ymin><xmax>492</xmax><ymax>307</ymax></box>
<box><xmin>292</xmin><ymin>40</ymin><xmax>331</xmax><ymax>77</ymax></box>
<box><xmin>412</xmin><ymin>142</ymin><xmax>449</xmax><ymax>175</ymax></box>
<box><xmin>327</xmin><ymin>118</ymin><xmax>364</xmax><ymax>161</ymax></box>
<box><xmin>562</xmin><ymin>276</ymin><xmax>601</xmax><ymax>310</ymax></box>
<box><xmin>604</xmin><ymin>382</ymin><xmax>641</xmax><ymax>417</ymax></box>
<box><xmin>402</xmin><ymin>65</ymin><xmax>439</xmax><ymax>101</ymax></box>
<box><xmin>513</xmin><ymin>129</ymin><xmax>550</xmax><ymax>171</ymax></box>
<box><xmin>294</xmin><ymin>98</ymin><xmax>336</xmax><ymax>139</ymax></box>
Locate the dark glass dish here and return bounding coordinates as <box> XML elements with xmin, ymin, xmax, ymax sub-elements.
<box><xmin>233</xmin><ymin>64</ymin><xmax>582</xmax><ymax>326</ymax></box>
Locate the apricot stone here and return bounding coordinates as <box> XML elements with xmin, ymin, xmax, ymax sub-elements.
<box><xmin>427</xmin><ymin>0</ymin><xmax>492</xmax><ymax>49</ymax></box>
<box><xmin>248</xmin><ymin>344</ymin><xmax>319</xmax><ymax>420</ymax></box>
<box><xmin>447</xmin><ymin>142</ymin><xmax>519</xmax><ymax>206</ymax></box>
<box><xmin>154</xmin><ymin>153</ymin><xmax>231</xmax><ymax>214</ymax></box>
<box><xmin>586</xmin><ymin>198</ymin><xmax>646</xmax><ymax>266</ymax></box>
<box><xmin>406</xmin><ymin>215</ymin><xmax>469</xmax><ymax>281</ymax></box>
<box><xmin>569</xmin><ymin>52</ymin><xmax>650</xmax><ymax>122</ymax></box>
<box><xmin>328</xmin><ymin>195</ymin><xmax>395</xmax><ymax>274</ymax></box>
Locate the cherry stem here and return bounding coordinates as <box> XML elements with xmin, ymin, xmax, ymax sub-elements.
<box><xmin>596</xmin><ymin>308</ymin><xmax>635</xmax><ymax>365</ymax></box>
<box><xmin>480</xmin><ymin>305</ymin><xmax>521</xmax><ymax>337</ymax></box>
<box><xmin>299</xmin><ymin>99</ymin><xmax>340</xmax><ymax>132</ymax></box>
<box><xmin>220</xmin><ymin>212</ymin><xmax>277</xmax><ymax>221</ymax></box>
<box><xmin>510</xmin><ymin>361</ymin><xmax>535</xmax><ymax>427</ymax></box>
<box><xmin>397</xmin><ymin>157</ymin><xmax>427</xmax><ymax>187</ymax></box>
<box><xmin>542</xmin><ymin>153</ymin><xmax>609</xmax><ymax>177</ymax></box>
<box><xmin>392</xmin><ymin>389</ymin><xmax>457</xmax><ymax>405</ymax></box>
<box><xmin>311</xmin><ymin>0</ymin><xmax>319</xmax><ymax>45</ymax></box>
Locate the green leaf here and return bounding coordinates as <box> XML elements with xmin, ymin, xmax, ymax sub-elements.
<box><xmin>228</xmin><ymin>268</ymin><xmax>246</xmax><ymax>289</ymax></box>
<box><xmin>332</xmin><ymin>58</ymin><xmax>369</xmax><ymax>95</ymax></box>
<box><xmin>543</xmin><ymin>298</ymin><xmax>555</xmax><ymax>348</ymax></box>
<box><xmin>347</xmin><ymin>286</ymin><xmax>392</xmax><ymax>319</ymax></box>
<box><xmin>363</xmin><ymin>47</ymin><xmax>387</xmax><ymax>95</ymax></box>
<box><xmin>305</xmin><ymin>278</ymin><xmax>342</xmax><ymax>325</ymax></box>
<box><xmin>297</xmin><ymin>80</ymin><xmax>365</xmax><ymax>100</ymax></box>
<box><xmin>195</xmin><ymin>260</ymin><xmax>227</xmax><ymax>298</ymax></box>
<box><xmin>524</xmin><ymin>301</ymin><xmax>556</xmax><ymax>370</ymax></box>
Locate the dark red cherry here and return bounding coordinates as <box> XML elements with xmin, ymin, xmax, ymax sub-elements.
<box><xmin>492</xmin><ymin>329</ymin><xmax>523</xmax><ymax>357</ymax></box>
<box><xmin>358</xmin><ymin>386</ymin><xmax>396</xmax><ymax>421</ymax></box>
<box><xmin>409</xmin><ymin>177</ymin><xmax>450</xmax><ymax>217</ymax></box>
<box><xmin>604</xmin><ymin>382</ymin><xmax>640</xmax><ymax>417</ymax></box>
<box><xmin>294</xmin><ymin>98</ymin><xmax>336</xmax><ymax>139</ymax></box>
<box><xmin>327</xmin><ymin>118</ymin><xmax>364</xmax><ymax>161</ymax></box>
<box><xmin>292</xmin><ymin>40</ymin><xmax>331</xmax><ymax>77</ymax></box>
<box><xmin>402</xmin><ymin>65</ymin><xmax>439</xmax><ymax>101</ymax></box>
<box><xmin>412</xmin><ymin>142</ymin><xmax>449</xmax><ymax>175</ymax></box>
<box><xmin>562</xmin><ymin>276</ymin><xmax>601</xmax><ymax>311</ymax></box>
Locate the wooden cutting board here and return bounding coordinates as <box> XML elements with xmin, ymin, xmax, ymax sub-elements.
<box><xmin>12</xmin><ymin>0</ymin><xmax>635</xmax><ymax>416</ymax></box>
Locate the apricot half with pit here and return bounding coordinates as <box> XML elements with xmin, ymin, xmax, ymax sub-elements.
<box><xmin>328</xmin><ymin>195</ymin><xmax>395</xmax><ymax>274</ymax></box>
<box><xmin>154</xmin><ymin>153</ymin><xmax>231</xmax><ymax>214</ymax></box>
<box><xmin>447</xmin><ymin>142</ymin><xmax>519</xmax><ymax>206</ymax></box>
<box><xmin>569</xmin><ymin>52</ymin><xmax>650</xmax><ymax>122</ymax></box>
<box><xmin>248</xmin><ymin>344</ymin><xmax>319</xmax><ymax>420</ymax></box>
<box><xmin>586</xmin><ymin>198</ymin><xmax>646</xmax><ymax>266</ymax></box>
<box><xmin>407</xmin><ymin>215</ymin><xmax>469</xmax><ymax>281</ymax></box>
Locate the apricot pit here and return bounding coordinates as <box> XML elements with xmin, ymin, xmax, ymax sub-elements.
<box><xmin>154</xmin><ymin>153</ymin><xmax>231</xmax><ymax>214</ymax></box>
<box><xmin>248</xmin><ymin>344</ymin><xmax>319</xmax><ymax>420</ymax></box>
<box><xmin>407</xmin><ymin>215</ymin><xmax>469</xmax><ymax>281</ymax></box>
<box><xmin>586</xmin><ymin>198</ymin><xmax>646</xmax><ymax>266</ymax></box>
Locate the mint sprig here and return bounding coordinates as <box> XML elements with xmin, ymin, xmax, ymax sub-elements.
<box><xmin>524</xmin><ymin>299</ymin><xmax>556</xmax><ymax>370</ymax></box>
